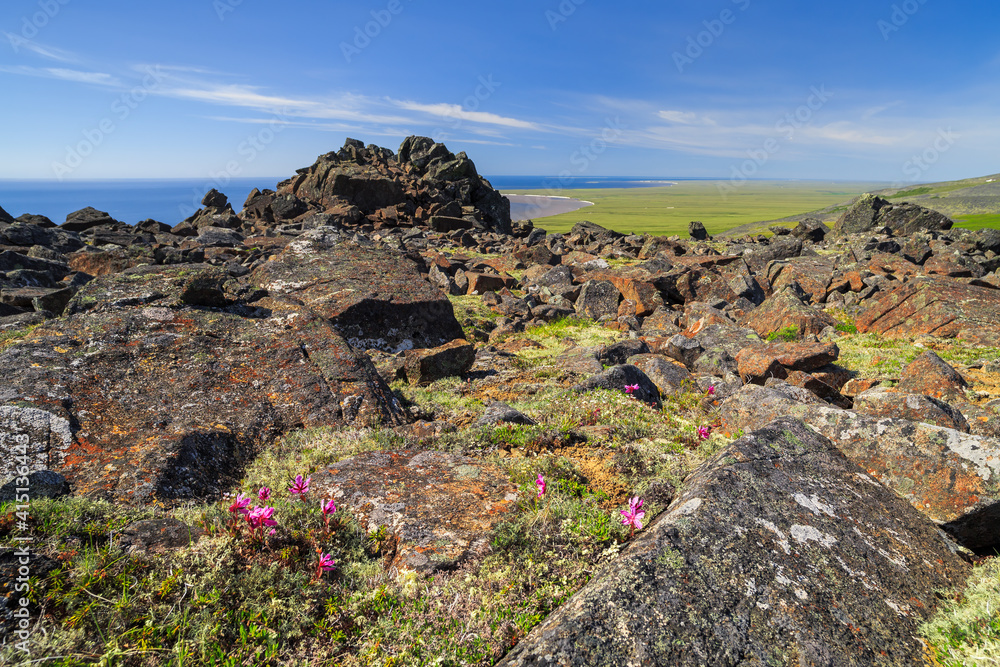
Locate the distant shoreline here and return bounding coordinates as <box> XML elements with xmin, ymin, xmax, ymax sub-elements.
<box><xmin>504</xmin><ymin>193</ymin><xmax>593</xmax><ymax>220</ymax></box>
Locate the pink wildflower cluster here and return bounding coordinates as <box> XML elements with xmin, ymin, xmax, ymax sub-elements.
<box><xmin>624</xmin><ymin>384</ymin><xmax>640</xmax><ymax>395</ymax></box>
<box><xmin>620</xmin><ymin>496</ymin><xmax>645</xmax><ymax>536</ymax></box>
<box><xmin>316</xmin><ymin>551</ymin><xmax>337</xmax><ymax>580</ymax></box>
<box><xmin>535</xmin><ymin>473</ymin><xmax>546</xmax><ymax>499</ymax></box>
<box><xmin>227</xmin><ymin>489</ymin><xmax>278</xmax><ymax>541</ymax></box>
<box><xmin>697</xmin><ymin>425</ymin><xmax>711</xmax><ymax>440</ymax></box>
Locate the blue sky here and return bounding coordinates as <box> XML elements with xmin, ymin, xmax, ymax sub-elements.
<box><xmin>2</xmin><ymin>0</ymin><xmax>998</xmax><ymax>183</ymax></box>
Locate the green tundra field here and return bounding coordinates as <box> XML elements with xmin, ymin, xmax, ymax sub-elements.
<box><xmin>509</xmin><ymin>174</ymin><xmax>1000</xmax><ymax>237</ymax></box>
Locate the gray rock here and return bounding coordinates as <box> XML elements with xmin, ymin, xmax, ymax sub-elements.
<box><xmin>0</xmin><ymin>406</ymin><xmax>73</xmax><ymax>482</ymax></box>
<box><xmin>499</xmin><ymin>417</ymin><xmax>970</xmax><ymax>667</ymax></box>
<box><xmin>596</xmin><ymin>339</ymin><xmax>650</xmax><ymax>366</ymax></box>
<box><xmin>0</xmin><ymin>470</ymin><xmax>70</xmax><ymax>502</ymax></box>
<box><xmin>473</xmin><ymin>402</ymin><xmax>536</xmax><ymax>427</ymax></box>
<box><xmin>574</xmin><ymin>280</ymin><xmax>621</xmax><ymax>320</ymax></box>
<box><xmin>627</xmin><ymin>354</ymin><xmax>693</xmax><ymax>396</ymax></box>
<box><xmin>572</xmin><ymin>364</ymin><xmax>661</xmax><ymax>408</ymax></box>
<box><xmin>688</xmin><ymin>220</ymin><xmax>709</xmax><ymax>241</ymax></box>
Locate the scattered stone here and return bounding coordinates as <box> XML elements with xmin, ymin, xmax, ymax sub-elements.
<box><xmin>117</xmin><ymin>518</ymin><xmax>204</xmax><ymax>555</ymax></box>
<box><xmin>854</xmin><ymin>387</ymin><xmax>970</xmax><ymax>432</ymax></box>
<box><xmin>0</xmin><ymin>470</ymin><xmax>70</xmax><ymax>502</ymax></box>
<box><xmin>403</xmin><ymin>339</ymin><xmax>476</xmax><ymax>385</ymax></box>
<box><xmin>572</xmin><ymin>364</ymin><xmax>661</xmax><ymax>408</ymax></box>
<box><xmin>473</xmin><ymin>402</ymin><xmax>537</xmax><ymax>427</ymax></box>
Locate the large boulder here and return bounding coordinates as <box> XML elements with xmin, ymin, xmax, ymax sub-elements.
<box><xmin>722</xmin><ymin>385</ymin><xmax>1000</xmax><ymax>549</ymax></box>
<box><xmin>857</xmin><ymin>277</ymin><xmax>1000</xmax><ymax>346</ymax></box>
<box><xmin>278</xmin><ymin>137</ymin><xmax>512</xmax><ymax>235</ymax></box>
<box><xmin>0</xmin><ymin>264</ymin><xmax>409</xmax><ymax>504</ymax></box>
<box><xmin>248</xmin><ymin>231</ymin><xmax>465</xmax><ymax>352</ymax></box>
<box><xmin>833</xmin><ymin>193</ymin><xmax>953</xmax><ymax>236</ymax></box>
<box><xmin>499</xmin><ymin>417</ymin><xmax>969</xmax><ymax>667</ymax></box>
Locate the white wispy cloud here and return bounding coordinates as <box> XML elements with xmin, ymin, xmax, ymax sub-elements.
<box><xmin>391</xmin><ymin>100</ymin><xmax>543</xmax><ymax>131</ymax></box>
<box><xmin>657</xmin><ymin>110</ymin><xmax>716</xmax><ymax>125</ymax></box>
<box><xmin>0</xmin><ymin>64</ymin><xmax>120</xmax><ymax>86</ymax></box>
<box><xmin>4</xmin><ymin>34</ymin><xmax>78</xmax><ymax>63</ymax></box>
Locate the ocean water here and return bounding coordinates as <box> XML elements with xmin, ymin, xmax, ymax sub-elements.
<box><xmin>0</xmin><ymin>176</ymin><xmax>691</xmax><ymax>226</ymax></box>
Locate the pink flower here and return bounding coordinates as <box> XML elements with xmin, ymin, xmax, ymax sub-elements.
<box><xmin>316</xmin><ymin>552</ymin><xmax>337</xmax><ymax>578</ymax></box>
<box><xmin>258</xmin><ymin>487</ymin><xmax>271</xmax><ymax>502</ymax></box>
<box><xmin>289</xmin><ymin>474</ymin><xmax>311</xmax><ymax>497</ymax></box>
<box><xmin>620</xmin><ymin>496</ymin><xmax>646</xmax><ymax>533</ymax></box>
<box><xmin>246</xmin><ymin>506</ymin><xmax>277</xmax><ymax>530</ymax></box>
<box><xmin>707</xmin><ymin>385</ymin><xmax>716</xmax><ymax>397</ymax></box>
<box><xmin>536</xmin><ymin>473</ymin><xmax>546</xmax><ymax>499</ymax></box>
<box><xmin>697</xmin><ymin>425</ymin><xmax>711</xmax><ymax>440</ymax></box>
<box><xmin>321</xmin><ymin>498</ymin><xmax>337</xmax><ymax>516</ymax></box>
<box><xmin>228</xmin><ymin>492</ymin><xmax>251</xmax><ymax>515</ymax></box>
<box><xmin>624</xmin><ymin>384</ymin><xmax>640</xmax><ymax>394</ymax></box>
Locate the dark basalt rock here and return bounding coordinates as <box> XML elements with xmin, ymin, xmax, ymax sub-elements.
<box><xmin>499</xmin><ymin>417</ymin><xmax>970</xmax><ymax>667</ymax></box>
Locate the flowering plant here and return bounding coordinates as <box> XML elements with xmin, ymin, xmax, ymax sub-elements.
<box><xmin>624</xmin><ymin>384</ymin><xmax>640</xmax><ymax>395</ymax></box>
<box><xmin>290</xmin><ymin>474</ymin><xmax>311</xmax><ymax>499</ymax></box>
<box><xmin>697</xmin><ymin>425</ymin><xmax>711</xmax><ymax>440</ymax></box>
<box><xmin>620</xmin><ymin>496</ymin><xmax>646</xmax><ymax>537</ymax></box>
<box><xmin>535</xmin><ymin>473</ymin><xmax>546</xmax><ymax>499</ymax></box>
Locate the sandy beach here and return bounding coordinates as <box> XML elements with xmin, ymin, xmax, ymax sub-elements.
<box><xmin>504</xmin><ymin>193</ymin><xmax>593</xmax><ymax>220</ymax></box>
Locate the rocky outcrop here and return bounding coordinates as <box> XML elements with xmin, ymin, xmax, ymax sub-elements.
<box><xmin>833</xmin><ymin>193</ymin><xmax>953</xmax><ymax>236</ymax></box>
<box><xmin>499</xmin><ymin>417</ymin><xmax>969</xmax><ymax>667</ymax></box>
<box><xmin>857</xmin><ymin>277</ymin><xmax>1000</xmax><ymax>346</ymax></box>
<box><xmin>0</xmin><ymin>260</ymin><xmax>409</xmax><ymax>504</ymax></box>
<box><xmin>277</xmin><ymin>137</ymin><xmax>511</xmax><ymax>235</ymax></box>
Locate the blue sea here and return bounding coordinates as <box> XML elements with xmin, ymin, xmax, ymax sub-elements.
<box><xmin>0</xmin><ymin>176</ymin><xmax>695</xmax><ymax>226</ymax></box>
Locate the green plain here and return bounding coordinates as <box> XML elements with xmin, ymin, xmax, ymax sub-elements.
<box><xmin>508</xmin><ymin>181</ymin><xmax>885</xmax><ymax>236</ymax></box>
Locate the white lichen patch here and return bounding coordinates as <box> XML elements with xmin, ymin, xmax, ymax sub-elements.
<box><xmin>790</xmin><ymin>524</ymin><xmax>837</xmax><ymax>549</ymax></box>
<box><xmin>744</xmin><ymin>578</ymin><xmax>757</xmax><ymax>597</ymax></box>
<box><xmin>854</xmin><ymin>472</ymin><xmax>882</xmax><ymax>487</ymax></box>
<box><xmin>669</xmin><ymin>497</ymin><xmax>702</xmax><ymax>518</ymax></box>
<box><xmin>775</xmin><ymin>569</ymin><xmax>793</xmax><ymax>586</ymax></box>
<box><xmin>794</xmin><ymin>588</ymin><xmax>809</xmax><ymax>601</ymax></box>
<box><xmin>884</xmin><ymin>598</ymin><xmax>914</xmax><ymax>617</ymax></box>
<box><xmin>793</xmin><ymin>493</ymin><xmax>837</xmax><ymax>518</ymax></box>
<box><xmin>755</xmin><ymin>519</ymin><xmax>791</xmax><ymax>554</ymax></box>
<box><xmin>939</xmin><ymin>428</ymin><xmax>1000</xmax><ymax>481</ymax></box>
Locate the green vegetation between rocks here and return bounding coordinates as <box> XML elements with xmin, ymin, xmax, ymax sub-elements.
<box><xmin>921</xmin><ymin>556</ymin><xmax>1000</xmax><ymax>666</ymax></box>
<box><xmin>0</xmin><ymin>315</ymin><xmax>730</xmax><ymax>666</ymax></box>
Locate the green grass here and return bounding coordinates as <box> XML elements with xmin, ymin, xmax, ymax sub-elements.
<box><xmin>507</xmin><ymin>181</ymin><xmax>880</xmax><ymax>236</ymax></box>
<box><xmin>953</xmin><ymin>214</ymin><xmax>1000</xmax><ymax>231</ymax></box>
<box><xmin>833</xmin><ymin>331</ymin><xmax>1000</xmax><ymax>381</ymax></box>
<box><xmin>921</xmin><ymin>556</ymin><xmax>1000</xmax><ymax>666</ymax></box>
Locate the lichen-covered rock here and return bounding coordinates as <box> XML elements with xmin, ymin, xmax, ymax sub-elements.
<box><xmin>626</xmin><ymin>354</ymin><xmax>693</xmax><ymax>397</ymax></box>
<box><xmin>310</xmin><ymin>450</ymin><xmax>518</xmax><ymax>573</ymax></box>
<box><xmin>740</xmin><ymin>286</ymin><xmax>837</xmax><ymax>338</ymax></box>
<box><xmin>722</xmin><ymin>385</ymin><xmax>1000</xmax><ymax>548</ymax></box>
<box><xmin>857</xmin><ymin>277</ymin><xmax>1000</xmax><ymax>346</ymax></box>
<box><xmin>117</xmin><ymin>518</ymin><xmax>204</xmax><ymax>555</ymax></box>
<box><xmin>249</xmin><ymin>232</ymin><xmax>464</xmax><ymax>353</ymax></box>
<box><xmin>403</xmin><ymin>339</ymin><xmax>475</xmax><ymax>385</ymax></box>
<box><xmin>0</xmin><ymin>265</ymin><xmax>409</xmax><ymax>504</ymax></box>
<box><xmin>896</xmin><ymin>350</ymin><xmax>970</xmax><ymax>401</ymax></box>
<box><xmin>498</xmin><ymin>417</ymin><xmax>969</xmax><ymax>667</ymax></box>
<box><xmin>572</xmin><ymin>364</ymin><xmax>661</xmax><ymax>408</ymax></box>
<box><xmin>853</xmin><ymin>387</ymin><xmax>970</xmax><ymax>432</ymax></box>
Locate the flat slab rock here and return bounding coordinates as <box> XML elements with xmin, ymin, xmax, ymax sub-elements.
<box><xmin>857</xmin><ymin>276</ymin><xmax>1000</xmax><ymax>346</ymax></box>
<box><xmin>248</xmin><ymin>231</ymin><xmax>464</xmax><ymax>353</ymax></box>
<box><xmin>498</xmin><ymin>417</ymin><xmax>969</xmax><ymax>667</ymax></box>
<box><xmin>310</xmin><ymin>450</ymin><xmax>518</xmax><ymax>573</ymax></box>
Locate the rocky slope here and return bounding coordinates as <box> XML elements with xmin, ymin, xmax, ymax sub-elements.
<box><xmin>2</xmin><ymin>137</ymin><xmax>1000</xmax><ymax>664</ymax></box>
